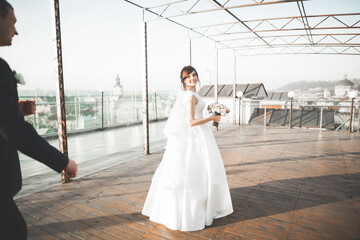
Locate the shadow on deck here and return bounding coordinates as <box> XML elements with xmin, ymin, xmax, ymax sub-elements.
<box><xmin>16</xmin><ymin>125</ymin><xmax>360</xmax><ymax>240</ymax></box>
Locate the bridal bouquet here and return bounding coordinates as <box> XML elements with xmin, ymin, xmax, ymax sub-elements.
<box><xmin>207</xmin><ymin>103</ymin><xmax>230</xmax><ymax>130</ymax></box>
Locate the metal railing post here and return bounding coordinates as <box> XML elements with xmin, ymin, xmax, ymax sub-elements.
<box><xmin>154</xmin><ymin>91</ymin><xmax>158</xmax><ymax>121</ymax></box>
<box><xmin>357</xmin><ymin>103</ymin><xmax>360</xmax><ymax>132</ymax></box>
<box><xmin>33</xmin><ymin>97</ymin><xmax>37</xmax><ymax>130</ymax></box>
<box><xmin>289</xmin><ymin>98</ymin><xmax>293</xmax><ymax>129</ymax></box>
<box><xmin>238</xmin><ymin>97</ymin><xmax>242</xmax><ymax>125</ymax></box>
<box><xmin>349</xmin><ymin>98</ymin><xmax>354</xmax><ymax>133</ymax></box>
<box><xmin>264</xmin><ymin>104</ymin><xmax>267</xmax><ymax>128</ymax></box>
<box><xmin>101</xmin><ymin>91</ymin><xmax>104</xmax><ymax>130</ymax></box>
<box><xmin>320</xmin><ymin>107</ymin><xmax>323</xmax><ymax>132</ymax></box>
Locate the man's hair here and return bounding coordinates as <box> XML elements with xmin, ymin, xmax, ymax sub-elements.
<box><xmin>0</xmin><ymin>0</ymin><xmax>13</xmax><ymax>19</ymax></box>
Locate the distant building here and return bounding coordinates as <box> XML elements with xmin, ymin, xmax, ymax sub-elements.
<box><xmin>198</xmin><ymin>83</ymin><xmax>268</xmax><ymax>124</ymax></box>
<box><xmin>112</xmin><ymin>74</ymin><xmax>123</xmax><ymax>98</ymax></box>
<box><xmin>309</xmin><ymin>87</ymin><xmax>322</xmax><ymax>93</ymax></box>
<box><xmin>198</xmin><ymin>83</ymin><xmax>268</xmax><ymax>99</ymax></box>
<box><xmin>262</xmin><ymin>91</ymin><xmax>290</xmax><ymax>109</ymax></box>
<box><xmin>324</xmin><ymin>89</ymin><xmax>331</xmax><ymax>99</ymax></box>
<box><xmin>335</xmin><ymin>86</ymin><xmax>351</xmax><ymax>97</ymax></box>
<box><xmin>335</xmin><ymin>79</ymin><xmax>353</xmax><ymax>97</ymax></box>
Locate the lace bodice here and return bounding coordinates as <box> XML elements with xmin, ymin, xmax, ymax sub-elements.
<box><xmin>184</xmin><ymin>90</ymin><xmax>205</xmax><ymax>119</ymax></box>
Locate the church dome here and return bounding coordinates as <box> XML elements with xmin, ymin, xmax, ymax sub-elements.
<box><xmin>338</xmin><ymin>79</ymin><xmax>354</xmax><ymax>86</ymax></box>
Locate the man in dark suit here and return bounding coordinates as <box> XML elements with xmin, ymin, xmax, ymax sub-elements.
<box><xmin>0</xmin><ymin>1</ymin><xmax>78</xmax><ymax>239</ymax></box>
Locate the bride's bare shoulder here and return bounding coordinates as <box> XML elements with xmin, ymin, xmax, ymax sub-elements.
<box><xmin>184</xmin><ymin>90</ymin><xmax>195</xmax><ymax>96</ymax></box>
<box><xmin>183</xmin><ymin>91</ymin><xmax>199</xmax><ymax>106</ymax></box>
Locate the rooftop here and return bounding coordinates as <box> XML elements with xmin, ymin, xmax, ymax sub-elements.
<box><xmin>198</xmin><ymin>83</ymin><xmax>268</xmax><ymax>99</ymax></box>
<box><xmin>16</xmin><ymin>124</ymin><xmax>360</xmax><ymax>239</ymax></box>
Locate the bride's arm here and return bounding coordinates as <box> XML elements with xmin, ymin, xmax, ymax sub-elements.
<box><xmin>186</xmin><ymin>95</ymin><xmax>221</xmax><ymax>127</ymax></box>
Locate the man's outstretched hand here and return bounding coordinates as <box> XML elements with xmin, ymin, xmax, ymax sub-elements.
<box><xmin>65</xmin><ymin>159</ymin><xmax>78</xmax><ymax>178</ymax></box>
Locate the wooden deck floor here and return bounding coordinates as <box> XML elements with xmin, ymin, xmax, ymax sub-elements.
<box><xmin>16</xmin><ymin>125</ymin><xmax>360</xmax><ymax>240</ymax></box>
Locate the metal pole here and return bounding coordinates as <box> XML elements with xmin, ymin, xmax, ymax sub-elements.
<box><xmin>188</xmin><ymin>29</ymin><xmax>192</xmax><ymax>65</ymax></box>
<box><xmin>215</xmin><ymin>44</ymin><xmax>218</xmax><ymax>102</ymax></box>
<box><xmin>154</xmin><ymin>91</ymin><xmax>158</xmax><ymax>121</ymax></box>
<box><xmin>33</xmin><ymin>97</ymin><xmax>37</xmax><ymax>130</ymax></box>
<box><xmin>238</xmin><ymin>97</ymin><xmax>240</xmax><ymax>125</ymax></box>
<box><xmin>77</xmin><ymin>90</ymin><xmax>80</xmax><ymax>128</ymax></box>
<box><xmin>132</xmin><ymin>93</ymin><xmax>135</xmax><ymax>122</ymax></box>
<box><xmin>50</xmin><ymin>0</ymin><xmax>69</xmax><ymax>183</ymax></box>
<box><xmin>239</xmin><ymin>97</ymin><xmax>242</xmax><ymax>125</ymax></box>
<box><xmin>357</xmin><ymin>103</ymin><xmax>360</xmax><ymax>132</ymax></box>
<box><xmin>101</xmin><ymin>91</ymin><xmax>104</xmax><ymax>130</ymax></box>
<box><xmin>289</xmin><ymin>97</ymin><xmax>293</xmax><ymax>129</ymax></box>
<box><xmin>264</xmin><ymin>104</ymin><xmax>267</xmax><ymax>128</ymax></box>
<box><xmin>233</xmin><ymin>52</ymin><xmax>236</xmax><ymax>124</ymax></box>
<box><xmin>319</xmin><ymin>107</ymin><xmax>323</xmax><ymax>132</ymax></box>
<box><xmin>134</xmin><ymin>91</ymin><xmax>137</xmax><ymax>121</ymax></box>
<box><xmin>33</xmin><ymin>93</ymin><xmax>37</xmax><ymax>130</ymax></box>
<box><xmin>352</xmin><ymin>101</ymin><xmax>356</xmax><ymax>132</ymax></box>
<box><xmin>349</xmin><ymin>98</ymin><xmax>354</xmax><ymax>133</ymax></box>
<box><xmin>109</xmin><ymin>93</ymin><xmax>113</xmax><ymax>126</ymax></box>
<box><xmin>241</xmin><ymin>98</ymin><xmax>243</xmax><ymax>125</ymax></box>
<box><xmin>141</xmin><ymin>14</ymin><xmax>150</xmax><ymax>155</ymax></box>
<box><xmin>75</xmin><ymin>96</ymin><xmax>78</xmax><ymax>128</ymax></box>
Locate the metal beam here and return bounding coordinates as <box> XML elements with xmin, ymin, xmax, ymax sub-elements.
<box><xmin>193</xmin><ymin>26</ymin><xmax>360</xmax><ymax>39</ymax></box>
<box><xmin>222</xmin><ymin>44</ymin><xmax>360</xmax><ymax>49</ymax></box>
<box><xmin>296</xmin><ymin>0</ymin><xmax>313</xmax><ymax>45</ymax></box>
<box><xmin>216</xmin><ymin>33</ymin><xmax>360</xmax><ymax>44</ymax></box>
<box><xmin>190</xmin><ymin>13</ymin><xmax>360</xmax><ymax>31</ymax></box>
<box><xmin>50</xmin><ymin>0</ymin><xmax>69</xmax><ymax>183</ymax></box>
<box><xmin>188</xmin><ymin>29</ymin><xmax>192</xmax><ymax>65</ymax></box>
<box><xmin>235</xmin><ymin>51</ymin><xmax>360</xmax><ymax>57</ymax></box>
<box><xmin>214</xmin><ymin>46</ymin><xmax>218</xmax><ymax>102</ymax></box>
<box><xmin>123</xmin><ymin>0</ymin><xmax>360</xmax><ymax>57</ymax></box>
<box><xmin>141</xmin><ymin>14</ymin><xmax>150</xmax><ymax>155</ymax></box>
<box><xmin>233</xmin><ymin>51</ymin><xmax>236</xmax><ymax>125</ymax></box>
<box><xmin>123</xmin><ymin>0</ymin><xmax>229</xmax><ymax>49</ymax></box>
<box><xmin>211</xmin><ymin>0</ymin><xmax>271</xmax><ymax>47</ymax></box>
<box><xmin>145</xmin><ymin>0</ymin><xmax>305</xmax><ymax>21</ymax></box>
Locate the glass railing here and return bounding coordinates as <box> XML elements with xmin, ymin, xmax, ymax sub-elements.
<box><xmin>20</xmin><ymin>95</ymin><xmax>358</xmax><ymax>135</ymax></box>
<box><xmin>240</xmin><ymin>99</ymin><xmax>360</xmax><ymax>131</ymax></box>
<box><xmin>20</xmin><ymin>94</ymin><xmax>175</xmax><ymax>137</ymax></box>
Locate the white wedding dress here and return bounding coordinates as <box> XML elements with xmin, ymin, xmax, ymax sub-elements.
<box><xmin>142</xmin><ymin>90</ymin><xmax>233</xmax><ymax>231</ymax></box>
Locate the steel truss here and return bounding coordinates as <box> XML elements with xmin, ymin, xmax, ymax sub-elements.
<box><xmin>127</xmin><ymin>0</ymin><xmax>360</xmax><ymax>56</ymax></box>
<box><xmin>122</xmin><ymin>0</ymin><xmax>360</xmax><ymax>151</ymax></box>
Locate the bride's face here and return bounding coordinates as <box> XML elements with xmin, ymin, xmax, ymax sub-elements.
<box><xmin>184</xmin><ymin>71</ymin><xmax>198</xmax><ymax>89</ymax></box>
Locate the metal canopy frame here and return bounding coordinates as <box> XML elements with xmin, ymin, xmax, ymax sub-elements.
<box><xmin>48</xmin><ymin>1</ymin><xmax>360</xmax><ymax>162</ymax></box>
<box><xmin>123</xmin><ymin>0</ymin><xmax>360</xmax><ymax>154</ymax></box>
<box><xmin>126</xmin><ymin>0</ymin><xmax>360</xmax><ymax>56</ymax></box>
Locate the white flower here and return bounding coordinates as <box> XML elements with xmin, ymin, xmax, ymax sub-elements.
<box><xmin>13</xmin><ymin>71</ymin><xmax>26</xmax><ymax>85</ymax></box>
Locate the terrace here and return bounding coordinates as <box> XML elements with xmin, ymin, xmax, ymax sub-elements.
<box><xmin>16</xmin><ymin>124</ymin><xmax>360</xmax><ymax>240</ymax></box>
<box><xmin>7</xmin><ymin>1</ymin><xmax>360</xmax><ymax>239</ymax></box>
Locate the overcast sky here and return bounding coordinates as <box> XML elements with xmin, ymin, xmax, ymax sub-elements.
<box><xmin>0</xmin><ymin>0</ymin><xmax>359</xmax><ymax>94</ymax></box>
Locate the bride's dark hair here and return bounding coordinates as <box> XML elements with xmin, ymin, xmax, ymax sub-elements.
<box><xmin>180</xmin><ymin>66</ymin><xmax>200</xmax><ymax>90</ymax></box>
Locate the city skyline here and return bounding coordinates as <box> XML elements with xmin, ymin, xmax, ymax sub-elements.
<box><xmin>0</xmin><ymin>0</ymin><xmax>359</xmax><ymax>94</ymax></box>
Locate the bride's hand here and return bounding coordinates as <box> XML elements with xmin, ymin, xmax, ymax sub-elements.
<box><xmin>211</xmin><ymin>115</ymin><xmax>221</xmax><ymax>123</ymax></box>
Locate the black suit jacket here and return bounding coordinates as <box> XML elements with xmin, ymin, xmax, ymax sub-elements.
<box><xmin>0</xmin><ymin>57</ymin><xmax>69</xmax><ymax>199</ymax></box>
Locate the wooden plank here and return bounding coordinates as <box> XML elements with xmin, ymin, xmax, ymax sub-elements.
<box><xmin>14</xmin><ymin>125</ymin><xmax>360</xmax><ymax>240</ymax></box>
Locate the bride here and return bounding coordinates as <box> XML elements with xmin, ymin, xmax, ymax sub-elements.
<box><xmin>142</xmin><ymin>66</ymin><xmax>233</xmax><ymax>231</ymax></box>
